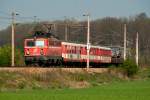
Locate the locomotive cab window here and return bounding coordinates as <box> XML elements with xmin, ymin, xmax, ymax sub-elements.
<box><xmin>35</xmin><ymin>40</ymin><xmax>45</xmax><ymax>47</ymax></box>
<box><xmin>26</xmin><ymin>40</ymin><xmax>35</xmax><ymax>47</ymax></box>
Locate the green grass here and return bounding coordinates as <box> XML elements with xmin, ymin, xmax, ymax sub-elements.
<box><xmin>0</xmin><ymin>80</ymin><xmax>150</xmax><ymax>100</ymax></box>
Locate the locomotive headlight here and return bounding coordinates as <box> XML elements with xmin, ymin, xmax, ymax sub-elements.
<box><xmin>26</xmin><ymin>49</ymin><xmax>30</xmax><ymax>55</ymax></box>
<box><xmin>40</xmin><ymin>49</ymin><xmax>44</xmax><ymax>55</ymax></box>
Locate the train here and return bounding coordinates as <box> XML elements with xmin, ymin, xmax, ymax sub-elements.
<box><xmin>24</xmin><ymin>31</ymin><xmax>123</xmax><ymax>67</ymax></box>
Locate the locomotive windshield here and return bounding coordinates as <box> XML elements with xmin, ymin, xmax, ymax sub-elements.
<box><xmin>26</xmin><ymin>40</ymin><xmax>35</xmax><ymax>47</ymax></box>
<box><xmin>35</xmin><ymin>40</ymin><xmax>45</xmax><ymax>47</ymax></box>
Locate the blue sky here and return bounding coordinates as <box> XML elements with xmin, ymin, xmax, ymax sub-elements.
<box><xmin>0</xmin><ymin>0</ymin><xmax>150</xmax><ymax>29</ymax></box>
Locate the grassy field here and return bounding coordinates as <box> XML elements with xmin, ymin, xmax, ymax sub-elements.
<box><xmin>0</xmin><ymin>79</ymin><xmax>150</xmax><ymax>100</ymax></box>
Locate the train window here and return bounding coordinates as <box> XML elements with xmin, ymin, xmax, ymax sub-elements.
<box><xmin>74</xmin><ymin>46</ymin><xmax>76</xmax><ymax>54</ymax></box>
<box><xmin>35</xmin><ymin>40</ymin><xmax>45</xmax><ymax>47</ymax></box>
<box><xmin>26</xmin><ymin>40</ymin><xmax>35</xmax><ymax>47</ymax></box>
<box><xmin>49</xmin><ymin>40</ymin><xmax>53</xmax><ymax>46</ymax></box>
<box><xmin>80</xmin><ymin>47</ymin><xmax>82</xmax><ymax>54</ymax></box>
<box><xmin>67</xmin><ymin>46</ymin><xmax>69</xmax><ymax>53</ymax></box>
<box><xmin>49</xmin><ymin>40</ymin><xmax>61</xmax><ymax>46</ymax></box>
<box><xmin>54</xmin><ymin>41</ymin><xmax>61</xmax><ymax>46</ymax></box>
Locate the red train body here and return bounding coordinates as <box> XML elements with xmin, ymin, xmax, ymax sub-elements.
<box><xmin>61</xmin><ymin>42</ymin><xmax>112</xmax><ymax>63</ymax></box>
<box><xmin>24</xmin><ymin>35</ymin><xmax>122</xmax><ymax>67</ymax></box>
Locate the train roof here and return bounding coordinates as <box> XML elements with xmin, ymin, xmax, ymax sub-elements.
<box><xmin>24</xmin><ymin>37</ymin><xmax>60</xmax><ymax>41</ymax></box>
<box><xmin>62</xmin><ymin>42</ymin><xmax>111</xmax><ymax>50</ymax></box>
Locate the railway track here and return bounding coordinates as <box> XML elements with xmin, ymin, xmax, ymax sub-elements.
<box><xmin>0</xmin><ymin>67</ymin><xmax>109</xmax><ymax>74</ymax></box>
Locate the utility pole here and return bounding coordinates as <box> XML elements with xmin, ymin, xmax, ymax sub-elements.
<box><xmin>124</xmin><ymin>24</ymin><xmax>127</xmax><ymax>61</ymax></box>
<box><xmin>64</xmin><ymin>17</ymin><xmax>68</xmax><ymax>41</ymax></box>
<box><xmin>136</xmin><ymin>32</ymin><xmax>139</xmax><ymax>66</ymax></box>
<box><xmin>83</xmin><ymin>13</ymin><xmax>90</xmax><ymax>70</ymax></box>
<box><xmin>53</xmin><ymin>23</ymin><xmax>57</xmax><ymax>34</ymax></box>
<box><xmin>34</xmin><ymin>16</ymin><xmax>37</xmax><ymax>23</ymax></box>
<box><xmin>11</xmin><ymin>11</ymin><xmax>18</xmax><ymax>67</ymax></box>
<box><xmin>65</xmin><ymin>24</ymin><xmax>68</xmax><ymax>41</ymax></box>
<box><xmin>11</xmin><ymin>11</ymin><xmax>15</xmax><ymax>67</ymax></box>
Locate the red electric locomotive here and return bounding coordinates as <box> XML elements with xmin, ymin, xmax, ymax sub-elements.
<box><xmin>24</xmin><ymin>32</ymin><xmax>62</xmax><ymax>66</ymax></box>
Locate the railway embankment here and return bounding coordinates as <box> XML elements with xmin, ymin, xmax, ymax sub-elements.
<box><xmin>0</xmin><ymin>67</ymin><xmax>121</xmax><ymax>91</ymax></box>
<box><xmin>0</xmin><ymin>67</ymin><xmax>149</xmax><ymax>91</ymax></box>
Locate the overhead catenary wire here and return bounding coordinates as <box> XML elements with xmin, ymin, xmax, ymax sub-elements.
<box><xmin>0</xmin><ymin>10</ymin><xmax>41</xmax><ymax>22</ymax></box>
<box><xmin>0</xmin><ymin>20</ymin><xmax>11</xmax><ymax>24</ymax></box>
<box><xmin>0</xmin><ymin>11</ymin><xmax>42</xmax><ymax>31</ymax></box>
<box><xmin>0</xmin><ymin>16</ymin><xmax>11</xmax><ymax>20</ymax></box>
<box><xmin>0</xmin><ymin>10</ymin><xmax>10</xmax><ymax>16</ymax></box>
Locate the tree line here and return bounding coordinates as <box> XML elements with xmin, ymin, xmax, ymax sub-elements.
<box><xmin>0</xmin><ymin>13</ymin><xmax>150</xmax><ymax>66</ymax></box>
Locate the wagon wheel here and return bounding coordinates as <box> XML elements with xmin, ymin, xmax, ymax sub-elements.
<box><xmin>56</xmin><ymin>59</ymin><xmax>62</xmax><ymax>66</ymax></box>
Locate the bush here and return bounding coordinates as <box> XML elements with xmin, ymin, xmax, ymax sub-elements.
<box><xmin>0</xmin><ymin>45</ymin><xmax>25</xmax><ymax>66</ymax></box>
<box><xmin>120</xmin><ymin>59</ymin><xmax>139</xmax><ymax>77</ymax></box>
<box><xmin>18</xmin><ymin>81</ymin><xmax>26</xmax><ymax>89</ymax></box>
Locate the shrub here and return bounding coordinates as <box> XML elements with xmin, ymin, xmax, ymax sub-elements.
<box><xmin>18</xmin><ymin>81</ymin><xmax>26</xmax><ymax>89</ymax></box>
<box><xmin>120</xmin><ymin>59</ymin><xmax>139</xmax><ymax>77</ymax></box>
<box><xmin>0</xmin><ymin>44</ymin><xmax>25</xmax><ymax>66</ymax></box>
